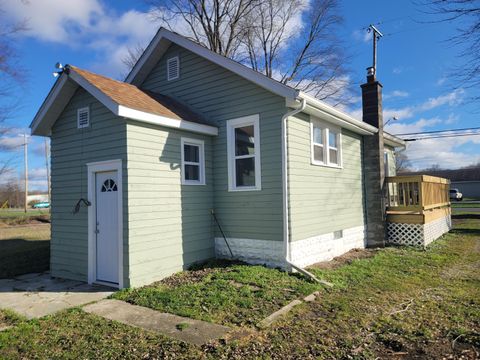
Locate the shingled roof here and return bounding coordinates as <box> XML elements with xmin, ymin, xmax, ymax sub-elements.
<box><xmin>69</xmin><ymin>66</ymin><xmax>208</xmax><ymax>125</ymax></box>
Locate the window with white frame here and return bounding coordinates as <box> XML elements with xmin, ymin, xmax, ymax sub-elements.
<box><xmin>181</xmin><ymin>138</ymin><xmax>205</xmax><ymax>185</ymax></box>
<box><xmin>227</xmin><ymin>114</ymin><xmax>261</xmax><ymax>191</ymax></box>
<box><xmin>311</xmin><ymin>119</ymin><xmax>342</xmax><ymax>167</ymax></box>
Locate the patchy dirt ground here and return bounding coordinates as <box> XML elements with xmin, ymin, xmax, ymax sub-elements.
<box><xmin>309</xmin><ymin>248</ymin><xmax>378</xmax><ymax>270</ymax></box>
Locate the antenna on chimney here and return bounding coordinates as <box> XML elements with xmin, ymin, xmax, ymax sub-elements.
<box><xmin>367</xmin><ymin>24</ymin><xmax>383</xmax><ymax>78</ymax></box>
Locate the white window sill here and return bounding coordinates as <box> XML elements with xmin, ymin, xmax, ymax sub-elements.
<box><xmin>311</xmin><ymin>161</ymin><xmax>343</xmax><ymax>169</ymax></box>
<box><xmin>181</xmin><ymin>181</ymin><xmax>206</xmax><ymax>186</ymax></box>
<box><xmin>228</xmin><ymin>186</ymin><xmax>262</xmax><ymax>192</ymax></box>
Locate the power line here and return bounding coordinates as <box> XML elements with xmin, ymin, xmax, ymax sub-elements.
<box><xmin>395</xmin><ymin>126</ymin><xmax>480</xmax><ymax>136</ymax></box>
<box><xmin>403</xmin><ymin>133</ymin><xmax>480</xmax><ymax>141</ymax></box>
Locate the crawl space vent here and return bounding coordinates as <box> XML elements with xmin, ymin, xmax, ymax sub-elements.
<box><xmin>167</xmin><ymin>56</ymin><xmax>180</xmax><ymax>81</ymax></box>
<box><xmin>77</xmin><ymin>107</ymin><xmax>90</xmax><ymax>128</ymax></box>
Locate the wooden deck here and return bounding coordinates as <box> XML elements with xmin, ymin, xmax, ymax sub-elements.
<box><xmin>386</xmin><ymin>175</ymin><xmax>451</xmax><ymax>224</ymax></box>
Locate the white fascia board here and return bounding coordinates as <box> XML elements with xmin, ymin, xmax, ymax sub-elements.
<box><xmin>118</xmin><ymin>106</ymin><xmax>218</xmax><ymax>136</ymax></box>
<box><xmin>384</xmin><ymin>132</ymin><xmax>406</xmax><ymax>148</ymax></box>
<box><xmin>30</xmin><ymin>73</ymin><xmax>69</xmax><ymax>135</ymax></box>
<box><xmin>126</xmin><ymin>28</ymin><xmax>299</xmax><ymax>100</ymax></box>
<box><xmin>297</xmin><ymin>92</ymin><xmax>378</xmax><ymax>136</ymax></box>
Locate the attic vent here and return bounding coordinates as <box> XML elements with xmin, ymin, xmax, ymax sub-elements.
<box><xmin>77</xmin><ymin>107</ymin><xmax>90</xmax><ymax>128</ymax></box>
<box><xmin>167</xmin><ymin>56</ymin><xmax>179</xmax><ymax>81</ymax></box>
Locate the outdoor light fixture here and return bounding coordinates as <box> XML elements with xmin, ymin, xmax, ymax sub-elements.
<box><xmin>52</xmin><ymin>62</ymin><xmax>65</xmax><ymax>78</ymax></box>
<box><xmin>384</xmin><ymin>116</ymin><xmax>398</xmax><ymax>126</ymax></box>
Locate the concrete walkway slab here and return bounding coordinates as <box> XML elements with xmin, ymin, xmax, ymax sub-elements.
<box><xmin>0</xmin><ymin>272</ymin><xmax>113</xmax><ymax>319</ymax></box>
<box><xmin>83</xmin><ymin>299</ymin><xmax>231</xmax><ymax>346</ymax></box>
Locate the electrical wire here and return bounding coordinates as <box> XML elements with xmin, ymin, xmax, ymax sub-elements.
<box><xmin>403</xmin><ymin>133</ymin><xmax>480</xmax><ymax>141</ymax></box>
<box><xmin>395</xmin><ymin>126</ymin><xmax>480</xmax><ymax>136</ymax></box>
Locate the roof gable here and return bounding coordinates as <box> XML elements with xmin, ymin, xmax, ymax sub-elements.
<box><xmin>125</xmin><ymin>28</ymin><xmax>299</xmax><ymax>100</ymax></box>
<box><xmin>30</xmin><ymin>65</ymin><xmax>217</xmax><ymax>136</ymax></box>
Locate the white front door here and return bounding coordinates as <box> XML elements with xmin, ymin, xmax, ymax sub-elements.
<box><xmin>95</xmin><ymin>170</ymin><xmax>119</xmax><ymax>284</ymax></box>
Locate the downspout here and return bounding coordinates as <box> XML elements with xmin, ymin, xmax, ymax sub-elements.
<box><xmin>282</xmin><ymin>98</ymin><xmax>332</xmax><ymax>286</ymax></box>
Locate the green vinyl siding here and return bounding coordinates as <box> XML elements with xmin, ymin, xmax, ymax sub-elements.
<box><xmin>287</xmin><ymin>113</ymin><xmax>366</xmax><ymax>241</ymax></box>
<box><xmin>141</xmin><ymin>44</ymin><xmax>286</xmax><ymax>241</ymax></box>
<box><xmin>50</xmin><ymin>88</ymin><xmax>128</xmax><ymax>284</ymax></box>
<box><xmin>126</xmin><ymin>121</ymin><xmax>214</xmax><ymax>287</ymax></box>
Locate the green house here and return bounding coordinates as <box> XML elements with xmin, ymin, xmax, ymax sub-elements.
<box><xmin>31</xmin><ymin>28</ymin><xmax>405</xmax><ymax>288</ymax></box>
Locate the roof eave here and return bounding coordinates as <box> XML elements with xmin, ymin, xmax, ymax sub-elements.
<box><xmin>31</xmin><ymin>67</ymin><xmax>219</xmax><ymax>137</ymax></box>
<box><xmin>296</xmin><ymin>92</ymin><xmax>377</xmax><ymax>136</ymax></box>
<box><xmin>384</xmin><ymin>132</ymin><xmax>406</xmax><ymax>149</ymax></box>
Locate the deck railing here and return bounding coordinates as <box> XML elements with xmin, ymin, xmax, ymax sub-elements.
<box><xmin>385</xmin><ymin>175</ymin><xmax>450</xmax><ymax>212</ymax></box>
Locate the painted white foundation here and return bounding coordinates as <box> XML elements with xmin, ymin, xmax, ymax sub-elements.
<box><xmin>289</xmin><ymin>225</ymin><xmax>366</xmax><ymax>268</ymax></box>
<box><xmin>215</xmin><ymin>237</ymin><xmax>284</xmax><ymax>268</ymax></box>
<box><xmin>387</xmin><ymin>214</ymin><xmax>451</xmax><ymax>247</ymax></box>
<box><xmin>215</xmin><ymin>225</ymin><xmax>366</xmax><ymax>269</ymax></box>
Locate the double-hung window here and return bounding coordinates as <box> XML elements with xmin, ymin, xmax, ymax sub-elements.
<box><xmin>227</xmin><ymin>114</ymin><xmax>261</xmax><ymax>191</ymax></box>
<box><xmin>181</xmin><ymin>138</ymin><xmax>205</xmax><ymax>185</ymax></box>
<box><xmin>311</xmin><ymin>119</ymin><xmax>342</xmax><ymax>167</ymax></box>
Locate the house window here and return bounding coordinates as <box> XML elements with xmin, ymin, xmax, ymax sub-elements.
<box><xmin>227</xmin><ymin>114</ymin><xmax>261</xmax><ymax>191</ymax></box>
<box><xmin>312</xmin><ymin>126</ymin><xmax>324</xmax><ymax>163</ymax></box>
<box><xmin>328</xmin><ymin>130</ymin><xmax>339</xmax><ymax>165</ymax></box>
<box><xmin>181</xmin><ymin>138</ymin><xmax>205</xmax><ymax>185</ymax></box>
<box><xmin>311</xmin><ymin>119</ymin><xmax>342</xmax><ymax>167</ymax></box>
<box><xmin>167</xmin><ymin>56</ymin><xmax>180</xmax><ymax>81</ymax></box>
<box><xmin>77</xmin><ymin>107</ymin><xmax>90</xmax><ymax>128</ymax></box>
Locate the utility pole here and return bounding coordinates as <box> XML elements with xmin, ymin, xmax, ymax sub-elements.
<box><xmin>45</xmin><ymin>138</ymin><xmax>50</xmax><ymax>204</ymax></box>
<box><xmin>367</xmin><ymin>24</ymin><xmax>383</xmax><ymax>77</ymax></box>
<box><xmin>24</xmin><ymin>132</ymin><xmax>28</xmax><ymax>213</ymax></box>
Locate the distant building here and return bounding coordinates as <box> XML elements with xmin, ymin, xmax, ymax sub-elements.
<box><xmin>27</xmin><ymin>194</ymin><xmax>49</xmax><ymax>204</ymax></box>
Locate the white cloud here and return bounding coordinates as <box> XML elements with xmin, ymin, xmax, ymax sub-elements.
<box><xmin>385</xmin><ymin>117</ymin><xmax>443</xmax><ymax>134</ymax></box>
<box><xmin>436</xmin><ymin>77</ymin><xmax>446</xmax><ymax>86</ymax></box>
<box><xmin>392</xmin><ymin>67</ymin><xmax>403</xmax><ymax>74</ymax></box>
<box><xmin>3</xmin><ymin>0</ymin><xmax>159</xmax><ymax>76</ymax></box>
<box><xmin>352</xmin><ymin>29</ymin><xmax>372</xmax><ymax>43</ymax></box>
<box><xmin>385</xmin><ymin>115</ymin><xmax>480</xmax><ymax>170</ymax></box>
<box><xmin>384</xmin><ymin>90</ymin><xmax>409</xmax><ymax>100</ymax></box>
<box><xmin>418</xmin><ymin>88</ymin><xmax>464</xmax><ymax>112</ymax></box>
<box><xmin>405</xmin><ymin>136</ymin><xmax>480</xmax><ymax>170</ymax></box>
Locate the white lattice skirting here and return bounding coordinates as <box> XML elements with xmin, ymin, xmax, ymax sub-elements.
<box><xmin>387</xmin><ymin>215</ymin><xmax>451</xmax><ymax>247</ymax></box>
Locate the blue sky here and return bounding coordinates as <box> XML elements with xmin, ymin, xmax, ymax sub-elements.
<box><xmin>1</xmin><ymin>0</ymin><xmax>479</xmax><ymax>191</ymax></box>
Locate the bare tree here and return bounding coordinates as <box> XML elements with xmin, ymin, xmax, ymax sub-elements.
<box><xmin>421</xmin><ymin>0</ymin><xmax>480</xmax><ymax>101</ymax></box>
<box><xmin>395</xmin><ymin>150</ymin><xmax>412</xmax><ymax>173</ymax></box>
<box><xmin>149</xmin><ymin>0</ymin><xmax>259</xmax><ymax>58</ymax></box>
<box><xmin>243</xmin><ymin>0</ymin><xmax>347</xmax><ymax>103</ymax></box>
<box><xmin>0</xmin><ymin>6</ymin><xmax>27</xmax><ymax>176</ymax></box>
<box><xmin>138</xmin><ymin>0</ymin><xmax>349</xmax><ymax>104</ymax></box>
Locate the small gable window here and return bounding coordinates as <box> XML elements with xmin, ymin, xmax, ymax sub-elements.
<box><xmin>311</xmin><ymin>118</ymin><xmax>342</xmax><ymax>168</ymax></box>
<box><xmin>77</xmin><ymin>107</ymin><xmax>90</xmax><ymax>129</ymax></box>
<box><xmin>181</xmin><ymin>138</ymin><xmax>205</xmax><ymax>185</ymax></box>
<box><xmin>167</xmin><ymin>56</ymin><xmax>180</xmax><ymax>81</ymax></box>
<box><xmin>101</xmin><ymin>179</ymin><xmax>118</xmax><ymax>192</ymax></box>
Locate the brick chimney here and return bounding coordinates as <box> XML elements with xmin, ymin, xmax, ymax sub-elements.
<box><xmin>361</xmin><ymin>67</ymin><xmax>385</xmax><ymax>247</ymax></box>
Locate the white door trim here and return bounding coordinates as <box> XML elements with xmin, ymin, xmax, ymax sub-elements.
<box><xmin>87</xmin><ymin>159</ymin><xmax>123</xmax><ymax>289</ymax></box>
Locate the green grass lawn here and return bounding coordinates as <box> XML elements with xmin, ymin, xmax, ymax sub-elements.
<box><xmin>114</xmin><ymin>261</ymin><xmax>320</xmax><ymax>326</ymax></box>
<box><xmin>0</xmin><ymin>224</ymin><xmax>50</xmax><ymax>278</ymax></box>
<box><xmin>451</xmin><ymin>202</ymin><xmax>480</xmax><ymax>208</ymax></box>
<box><xmin>0</xmin><ymin>209</ymin><xmax>50</xmax><ymax>219</ymax></box>
<box><xmin>0</xmin><ymin>215</ymin><xmax>478</xmax><ymax>359</ymax></box>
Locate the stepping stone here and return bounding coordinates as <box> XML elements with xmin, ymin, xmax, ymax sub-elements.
<box><xmin>256</xmin><ymin>299</ymin><xmax>302</xmax><ymax>329</ymax></box>
<box><xmin>83</xmin><ymin>299</ymin><xmax>232</xmax><ymax>346</ymax></box>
